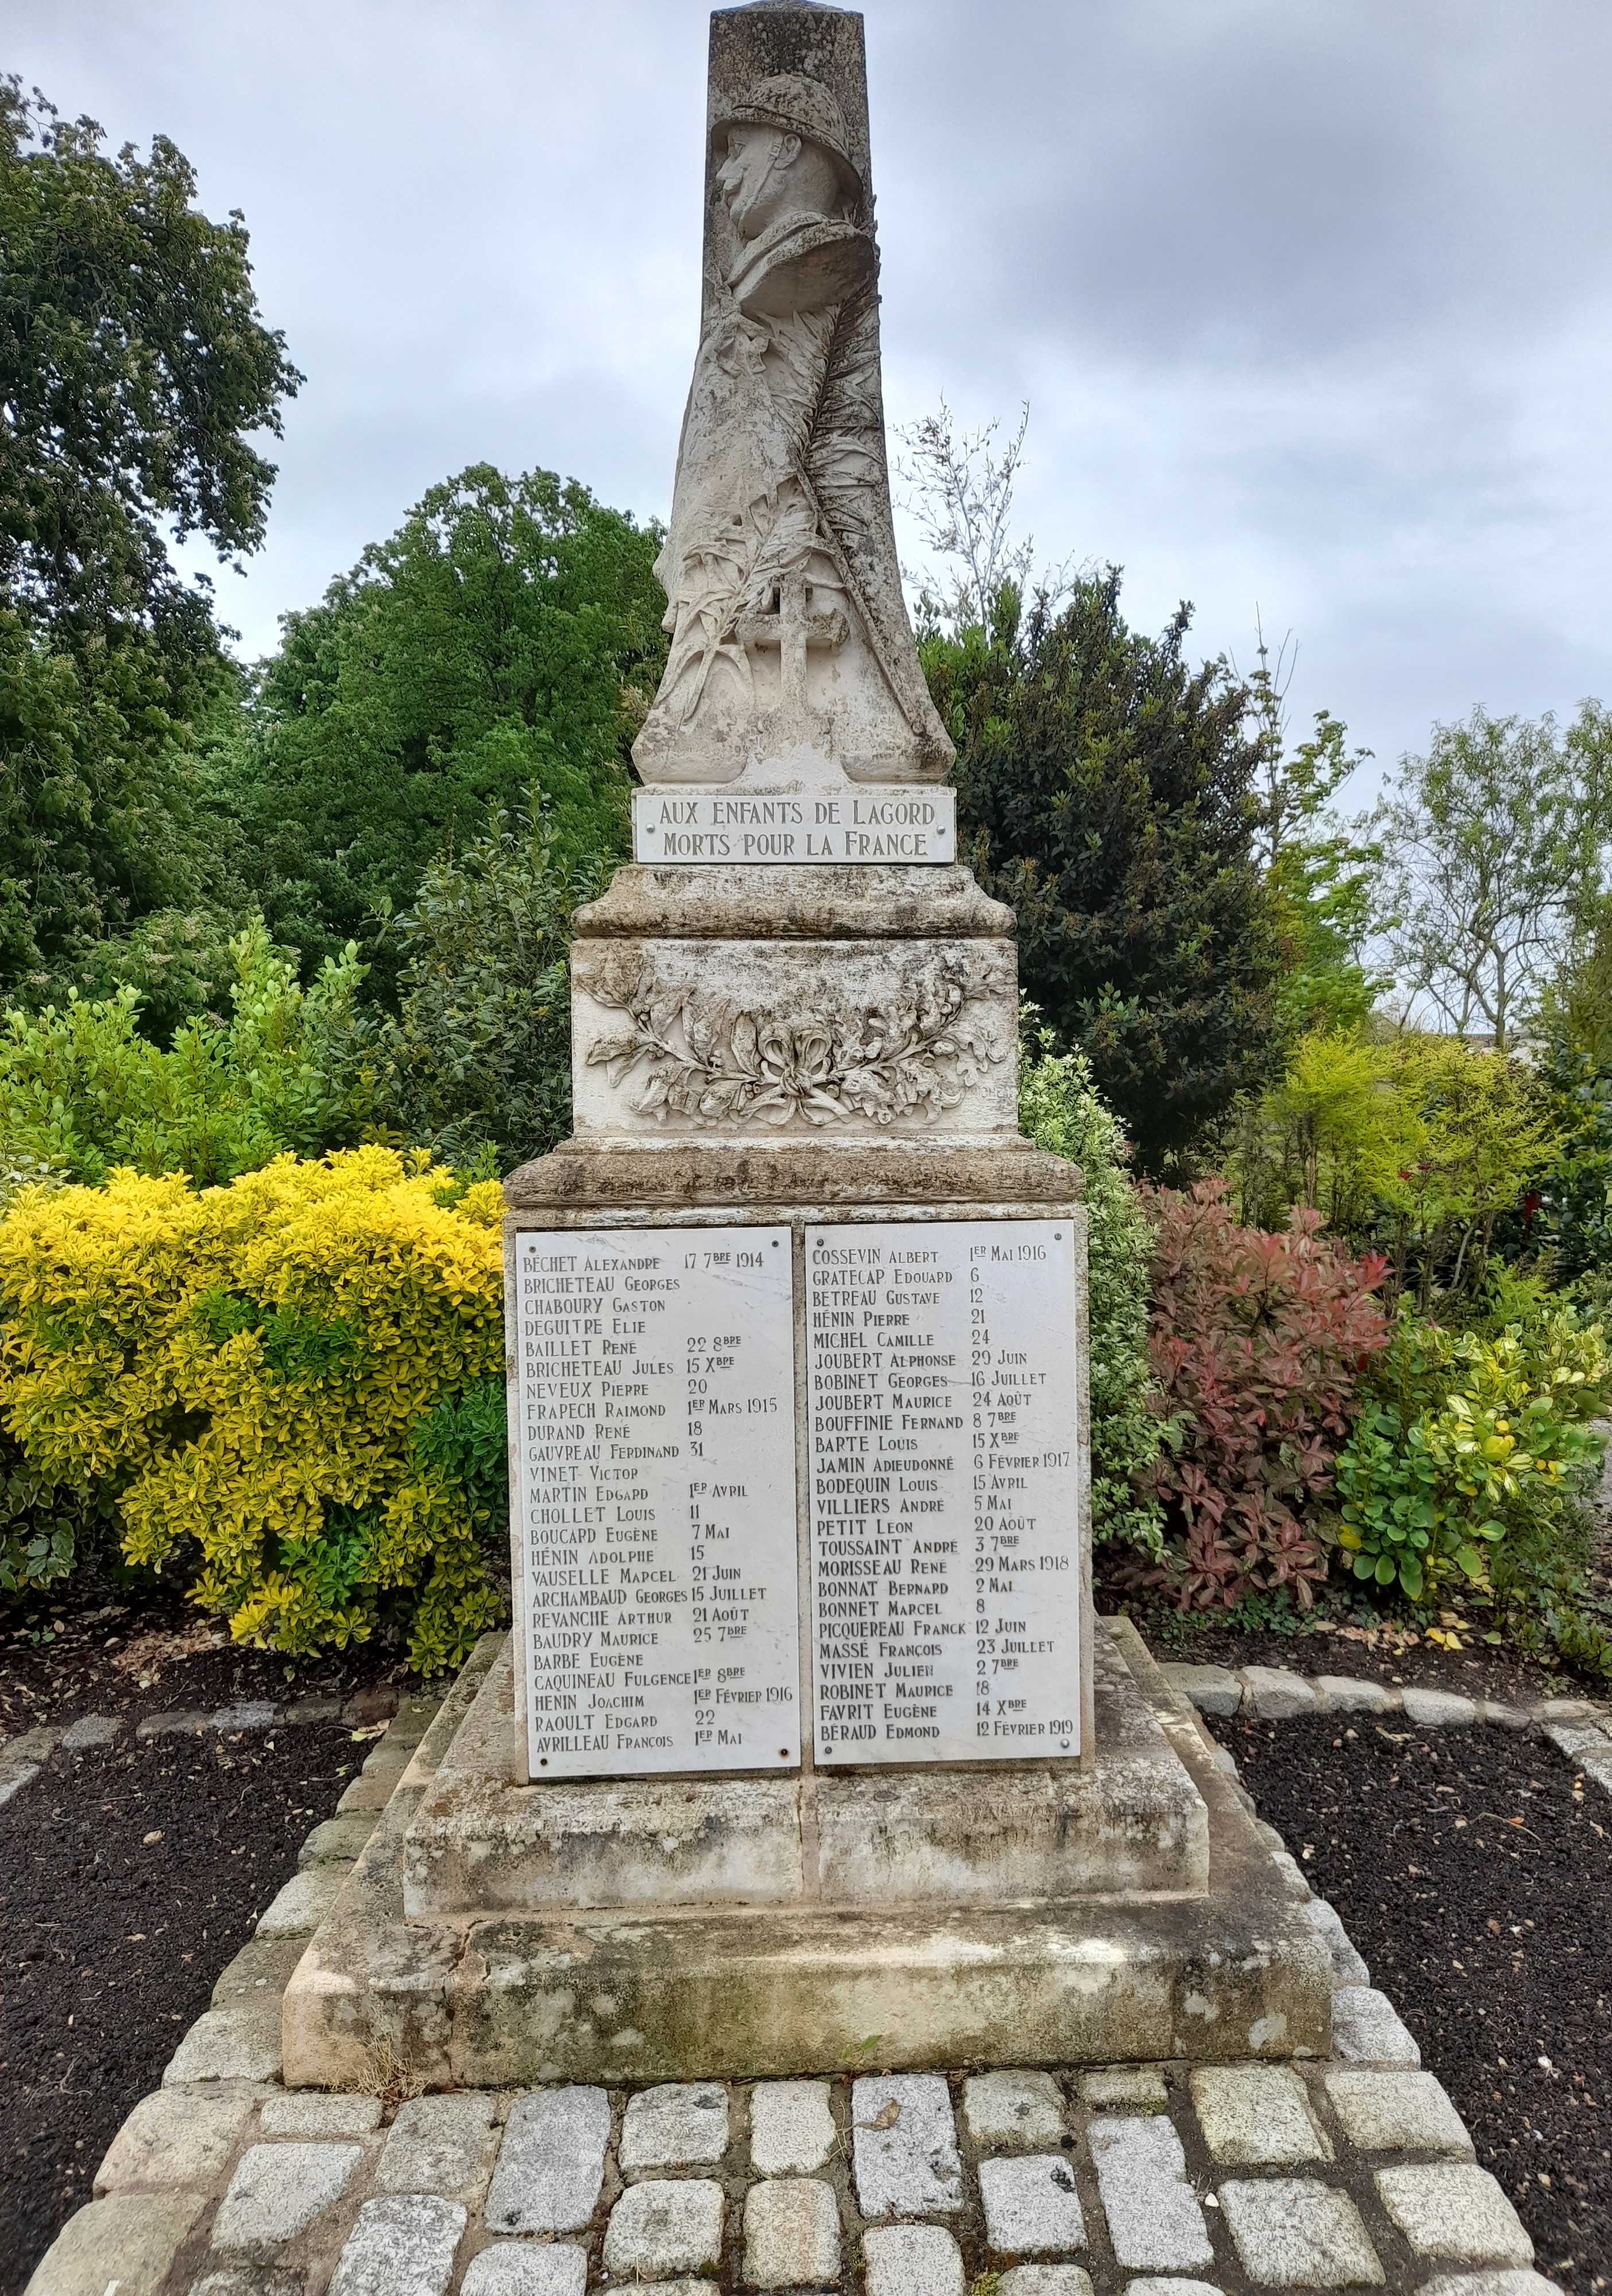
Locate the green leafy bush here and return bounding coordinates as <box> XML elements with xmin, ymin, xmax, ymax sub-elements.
<box><xmin>0</xmin><ymin>1147</ymin><xmax>507</xmax><ymax>1670</ymax></box>
<box><xmin>1335</xmin><ymin>1292</ymin><xmax>1607</xmax><ymax>1604</ymax></box>
<box><xmin>1019</xmin><ymin>1029</ymin><xmax>1163</xmax><ymax>1552</ymax></box>
<box><xmin>0</xmin><ymin>917</ymin><xmax>372</xmax><ymax>1186</ymax></box>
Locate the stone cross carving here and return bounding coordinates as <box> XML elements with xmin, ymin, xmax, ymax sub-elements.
<box><xmin>633</xmin><ymin>2</ymin><xmax>954</xmax><ymax>789</ymax></box>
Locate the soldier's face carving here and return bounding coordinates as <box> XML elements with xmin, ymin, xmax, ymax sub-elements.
<box><xmin>719</xmin><ymin>123</ymin><xmax>842</xmax><ymax>242</ymax></box>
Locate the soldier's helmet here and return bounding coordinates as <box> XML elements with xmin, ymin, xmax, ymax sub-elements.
<box><xmin>711</xmin><ymin>72</ymin><xmax>863</xmax><ymax>204</ymax></box>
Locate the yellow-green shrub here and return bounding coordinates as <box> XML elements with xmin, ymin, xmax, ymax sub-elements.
<box><xmin>0</xmin><ymin>1146</ymin><xmax>507</xmax><ymax>1672</ymax></box>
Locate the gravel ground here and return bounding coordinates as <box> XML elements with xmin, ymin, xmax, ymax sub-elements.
<box><xmin>1217</xmin><ymin>1710</ymin><xmax>1612</xmax><ymax>2293</ymax></box>
<box><xmin>0</xmin><ymin>1717</ymin><xmax>369</xmax><ymax>2294</ymax></box>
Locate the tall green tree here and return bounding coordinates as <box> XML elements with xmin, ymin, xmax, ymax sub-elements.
<box><xmin>240</xmin><ymin>466</ymin><xmax>666</xmax><ymax>991</ymax></box>
<box><xmin>1371</xmin><ymin>703</ymin><xmax>1612</xmax><ymax>1053</ymax></box>
<box><xmin>928</xmin><ymin>574</ymin><xmax>1283</xmax><ymax>1170</ymax></box>
<box><xmin>0</xmin><ymin>79</ymin><xmax>297</xmax><ymax>993</ymax></box>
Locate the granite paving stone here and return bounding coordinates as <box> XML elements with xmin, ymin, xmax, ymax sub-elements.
<box><xmin>979</xmin><ymin>2152</ymin><xmax>1086</xmax><ymax>2254</ymax></box>
<box><xmin>161</xmin><ymin>2002</ymin><xmax>282</xmax><ymax>2086</ymax></box>
<box><xmin>187</xmin><ymin>2269</ymin><xmax>305</xmax><ymax>2296</ymax></box>
<box><xmin>61</xmin><ymin>1712</ymin><xmax>123</xmax><ymax>1748</ymax></box>
<box><xmin>1243</xmin><ymin>1665</ymin><xmax>1318</xmax><ymax>1717</ymax></box>
<box><xmin>1078</xmin><ymin>2065</ymin><xmax>1168</xmax><ymax>2111</ymax></box>
<box><xmin>862</xmin><ymin>2224</ymin><xmax>964</xmax><ymax>2296</ymax></box>
<box><xmin>962</xmin><ymin>2070</ymin><xmax>1065</xmax><ymax>2147</ymax></box>
<box><xmin>749</xmin><ymin>2078</ymin><xmax>836</xmax><ymax>2174</ymax></box>
<box><xmin>1314</xmin><ymin>1676</ymin><xmax>1393</xmax><ymax>1714</ymax></box>
<box><xmin>1304</xmin><ymin>1896</ymin><xmax>1372</xmax><ymax>1985</ymax></box>
<box><xmin>259</xmin><ymin>2093</ymin><xmax>383</xmax><ymax>2138</ymax></box>
<box><xmin>1374</xmin><ymin>2163</ymin><xmax>1534</xmax><ymax>2264</ymax></box>
<box><xmin>1158</xmin><ymin>1662</ymin><xmax>1243</xmax><ymax>1715</ymax></box>
<box><xmin>377</xmin><ymin>2092</ymin><xmax>498</xmax><ymax>2196</ymax></box>
<box><xmin>23</xmin><ymin>2192</ymin><xmax>207</xmax><ymax>2296</ymax></box>
<box><xmin>327</xmin><ymin>2194</ymin><xmax>467</xmax><ymax>2296</ymax></box>
<box><xmin>851</xmin><ymin>2073</ymin><xmax>963</xmax><ymax>2216</ymax></box>
<box><xmin>1329</xmin><ymin>1986</ymin><xmax>1421</xmax><ymax>2065</ymax></box>
<box><xmin>1123</xmin><ymin>2283</ymin><xmax>1224</xmax><ymax>2296</ymax></box>
<box><xmin>485</xmin><ymin>2086</ymin><xmax>610</xmax><ymax>2235</ymax></box>
<box><xmin>742</xmin><ymin>2175</ymin><xmax>840</xmax><ymax>2287</ymax></box>
<box><xmin>1322</xmin><ymin>2068</ymin><xmax>1475</xmax><ymax>2157</ymax></box>
<box><xmin>253</xmin><ymin>1863</ymin><xmax>350</xmax><ymax>1938</ymax></box>
<box><xmin>92</xmin><ymin>2088</ymin><xmax>254</xmax><ymax>2194</ymax></box>
<box><xmin>619</xmin><ymin>2080</ymin><xmax>730</xmax><ymax>2170</ymax></box>
<box><xmin>1415</xmin><ymin>2275</ymin><xmax>1567</xmax><ymax>2295</ymax></box>
<box><xmin>602</xmin><ymin>2178</ymin><xmax>724</xmax><ymax>2279</ymax></box>
<box><xmin>1403</xmin><ymin>1687</ymin><xmax>1478</xmax><ymax>1728</ymax></box>
<box><xmin>1189</xmin><ymin>2064</ymin><xmax>1333</xmax><ymax>2165</ymax></box>
<box><xmin>1087</xmin><ymin>2116</ymin><xmax>1214</xmax><ymax>2271</ymax></box>
<box><xmin>998</xmin><ymin>2271</ymin><xmax>1095</xmax><ymax>2296</ymax></box>
<box><xmin>1218</xmin><ymin>2177</ymin><xmax>1385</xmax><ymax>2287</ymax></box>
<box><xmin>458</xmin><ymin>2246</ymin><xmax>588</xmax><ymax>2296</ymax></box>
<box><xmin>212</xmin><ymin>2140</ymin><xmax>362</xmax><ymax>2248</ymax></box>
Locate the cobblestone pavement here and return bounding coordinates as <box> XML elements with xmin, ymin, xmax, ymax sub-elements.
<box><xmin>22</xmin><ymin>1681</ymin><xmax>1572</xmax><ymax>2295</ymax></box>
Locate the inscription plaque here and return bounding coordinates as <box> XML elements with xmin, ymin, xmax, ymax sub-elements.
<box><xmin>806</xmin><ymin>1219</ymin><xmax>1082</xmax><ymax>1766</ymax></box>
<box><xmin>513</xmin><ymin>1225</ymin><xmax>799</xmax><ymax>1778</ymax></box>
<box><xmin>633</xmin><ymin>786</ymin><xmax>955</xmax><ymax>864</ymax></box>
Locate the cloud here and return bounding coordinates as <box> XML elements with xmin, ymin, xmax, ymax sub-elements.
<box><xmin>10</xmin><ymin>0</ymin><xmax>1612</xmax><ymax>790</ymax></box>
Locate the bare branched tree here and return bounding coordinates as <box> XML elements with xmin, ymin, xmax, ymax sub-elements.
<box><xmin>894</xmin><ymin>397</ymin><xmax>1040</xmax><ymax>634</ymax></box>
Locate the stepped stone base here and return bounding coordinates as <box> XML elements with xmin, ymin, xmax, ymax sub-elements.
<box><xmin>280</xmin><ymin>1620</ymin><xmax>1332</xmax><ymax>2089</ymax></box>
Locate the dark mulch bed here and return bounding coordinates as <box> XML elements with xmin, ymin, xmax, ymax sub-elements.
<box><xmin>0</xmin><ymin>1718</ymin><xmax>371</xmax><ymax>2295</ymax></box>
<box><xmin>1216</xmin><ymin>1710</ymin><xmax>1612</xmax><ymax>2293</ymax></box>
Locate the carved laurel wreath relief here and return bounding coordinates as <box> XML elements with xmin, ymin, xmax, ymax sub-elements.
<box><xmin>577</xmin><ymin>946</ymin><xmax>1010</xmax><ymax>1127</ymax></box>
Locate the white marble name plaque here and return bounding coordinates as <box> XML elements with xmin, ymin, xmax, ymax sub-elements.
<box><xmin>513</xmin><ymin>1225</ymin><xmax>799</xmax><ymax>1779</ymax></box>
<box><xmin>633</xmin><ymin>786</ymin><xmax>956</xmax><ymax>864</ymax></box>
<box><xmin>805</xmin><ymin>1220</ymin><xmax>1083</xmax><ymax>1766</ymax></box>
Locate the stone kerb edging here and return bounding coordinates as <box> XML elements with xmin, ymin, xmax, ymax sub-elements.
<box><xmin>1160</xmin><ymin>1661</ymin><xmax>1612</xmax><ymax>1797</ymax></box>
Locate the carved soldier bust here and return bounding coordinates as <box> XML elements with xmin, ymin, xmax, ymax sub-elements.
<box><xmin>633</xmin><ymin>33</ymin><xmax>953</xmax><ymax>789</ymax></box>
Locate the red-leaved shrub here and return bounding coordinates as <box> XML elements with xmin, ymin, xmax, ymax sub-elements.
<box><xmin>1143</xmin><ymin>1180</ymin><xmax>1390</xmax><ymax>1609</ymax></box>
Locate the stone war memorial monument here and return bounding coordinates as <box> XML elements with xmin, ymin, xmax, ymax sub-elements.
<box><xmin>284</xmin><ymin>0</ymin><xmax>1330</xmax><ymax>2091</ymax></box>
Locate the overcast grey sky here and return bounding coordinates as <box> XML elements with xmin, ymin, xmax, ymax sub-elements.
<box><xmin>7</xmin><ymin>0</ymin><xmax>1611</xmax><ymax>798</ymax></box>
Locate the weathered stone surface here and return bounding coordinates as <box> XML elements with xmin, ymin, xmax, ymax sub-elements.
<box><xmin>24</xmin><ymin>2193</ymin><xmax>205</xmax><ymax>2296</ymax></box>
<box><xmin>61</xmin><ymin>1713</ymin><xmax>123</xmax><ymax>1749</ymax></box>
<box><xmin>1122</xmin><ymin>2284</ymin><xmax>1222</xmax><ymax>2296</ymax></box>
<box><xmin>459</xmin><ymin>2247</ymin><xmax>587</xmax><ymax>2296</ymax></box>
<box><xmin>1159</xmin><ymin>1663</ymin><xmax>1242</xmax><ymax>1716</ymax></box>
<box><xmin>1403</xmin><ymin>1688</ymin><xmax>1478</xmax><ymax>1728</ymax></box>
<box><xmin>328</xmin><ymin>2194</ymin><xmax>467</xmax><ymax>2296</ymax></box>
<box><xmin>211</xmin><ymin>1702</ymin><xmax>278</xmax><ymax>1733</ymax></box>
<box><xmin>285</xmin><ymin>1696</ymin><xmax>344</xmax><ymax>1725</ymax></box>
<box><xmin>962</xmin><ymin>2070</ymin><xmax>1065</xmax><ymax>2147</ymax></box>
<box><xmin>377</xmin><ymin>2092</ymin><xmax>497</xmax><ymax>2196</ymax></box>
<box><xmin>602</xmin><ymin>2179</ymin><xmax>724</xmax><ymax>2279</ymax></box>
<box><xmin>336</xmin><ymin>1767</ymin><xmax>402</xmax><ymax>1816</ymax></box>
<box><xmin>1323</xmin><ymin>2068</ymin><xmax>1474</xmax><ymax>2157</ymax></box>
<box><xmin>1314</xmin><ymin>1676</ymin><xmax>1393</xmax><ymax>1715</ymax></box>
<box><xmin>1330</xmin><ymin>1987</ymin><xmax>1421</xmax><ymax>2065</ymax></box>
<box><xmin>210</xmin><ymin>1936</ymin><xmax>304</xmax><ymax>2012</ymax></box>
<box><xmin>851</xmin><ymin>2074</ymin><xmax>962</xmax><ymax>2216</ymax></box>
<box><xmin>979</xmin><ymin>2152</ymin><xmax>1086</xmax><ymax>2254</ymax></box>
<box><xmin>485</xmin><ymin>2086</ymin><xmax>610</xmax><ymax>2235</ymax></box>
<box><xmin>299</xmin><ymin>1816</ymin><xmax>377</xmax><ymax>1868</ymax></box>
<box><xmin>1219</xmin><ymin>2178</ymin><xmax>1384</xmax><ymax>2286</ymax></box>
<box><xmin>254</xmin><ymin>1863</ymin><xmax>350</xmax><ymax>1939</ymax></box>
<box><xmin>1415</xmin><ymin>2275</ymin><xmax>1567</xmax><ymax>2296</ymax></box>
<box><xmin>862</xmin><ymin>2225</ymin><xmax>964</xmax><ymax>2296</ymax></box>
<box><xmin>998</xmin><ymin>2271</ymin><xmax>1095</xmax><ymax>2296</ymax></box>
<box><xmin>137</xmin><ymin>1709</ymin><xmax>211</xmax><ymax>1740</ymax></box>
<box><xmin>0</xmin><ymin>1758</ymin><xmax>40</xmax><ymax>1808</ymax></box>
<box><xmin>212</xmin><ymin>2141</ymin><xmax>362</xmax><ymax>2247</ymax></box>
<box><xmin>1078</xmin><ymin>2065</ymin><xmax>1167</xmax><ymax>2111</ymax></box>
<box><xmin>187</xmin><ymin>2269</ymin><xmax>304</xmax><ymax>2296</ymax></box>
<box><xmin>1243</xmin><ymin>1666</ymin><xmax>1318</xmax><ymax>1719</ymax></box>
<box><xmin>1304</xmin><ymin>1896</ymin><xmax>1371</xmax><ymax>1986</ymax></box>
<box><xmin>259</xmin><ymin>2092</ymin><xmax>382</xmax><ymax>2137</ymax></box>
<box><xmin>619</xmin><ymin>2080</ymin><xmax>730</xmax><ymax>2170</ymax></box>
<box><xmin>1189</xmin><ymin>2064</ymin><xmax>1332</xmax><ymax>2165</ymax></box>
<box><xmin>1375</xmin><ymin>2164</ymin><xmax>1533</xmax><ymax>2263</ymax></box>
<box><xmin>742</xmin><ymin>2176</ymin><xmax>840</xmax><ymax>2287</ymax></box>
<box><xmin>1087</xmin><ymin>2116</ymin><xmax>1213</xmax><ymax>2271</ymax></box>
<box><xmin>1544</xmin><ymin>1721</ymin><xmax>1611</xmax><ymax>1763</ymax></box>
<box><xmin>749</xmin><ymin>2079</ymin><xmax>836</xmax><ymax>2174</ymax></box>
<box><xmin>94</xmin><ymin>2088</ymin><xmax>254</xmax><ymax>2194</ymax></box>
<box><xmin>162</xmin><ymin>2003</ymin><xmax>281</xmax><ymax>2087</ymax></box>
<box><xmin>632</xmin><ymin>5</ymin><xmax>950</xmax><ymax>790</ymax></box>
<box><xmin>1478</xmin><ymin>1703</ymin><xmax>1532</xmax><ymax>1729</ymax></box>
